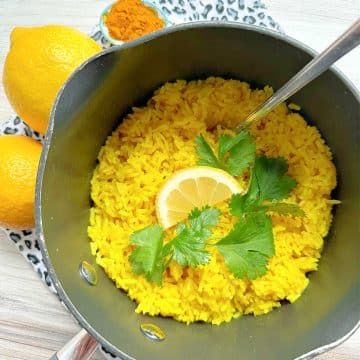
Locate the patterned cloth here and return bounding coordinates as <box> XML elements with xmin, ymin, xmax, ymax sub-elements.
<box><xmin>0</xmin><ymin>1</ymin><xmax>281</xmax><ymax>358</ymax></box>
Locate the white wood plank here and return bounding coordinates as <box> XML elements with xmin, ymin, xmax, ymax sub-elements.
<box><xmin>267</xmin><ymin>0</ymin><xmax>360</xmax><ymax>88</ymax></box>
<box><xmin>0</xmin><ymin>231</ymin><xmax>103</xmax><ymax>360</ymax></box>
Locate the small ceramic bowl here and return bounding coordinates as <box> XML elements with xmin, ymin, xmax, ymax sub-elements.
<box><xmin>99</xmin><ymin>0</ymin><xmax>171</xmax><ymax>46</ymax></box>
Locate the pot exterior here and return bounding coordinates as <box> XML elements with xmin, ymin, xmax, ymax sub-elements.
<box><xmin>36</xmin><ymin>23</ymin><xmax>360</xmax><ymax>360</ymax></box>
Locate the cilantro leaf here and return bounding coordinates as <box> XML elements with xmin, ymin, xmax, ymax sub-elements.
<box><xmin>129</xmin><ymin>224</ymin><xmax>165</xmax><ymax>285</ymax></box>
<box><xmin>261</xmin><ymin>202</ymin><xmax>305</xmax><ymax>217</ymax></box>
<box><xmin>219</xmin><ymin>132</ymin><xmax>256</xmax><ymax>176</ymax></box>
<box><xmin>229</xmin><ymin>193</ymin><xmax>253</xmax><ymax>218</ymax></box>
<box><xmin>195</xmin><ymin>135</ymin><xmax>222</xmax><ymax>169</ymax></box>
<box><xmin>171</xmin><ymin>231</ymin><xmax>211</xmax><ymax>267</ymax></box>
<box><xmin>218</xmin><ymin>134</ymin><xmax>242</xmax><ymax>159</ymax></box>
<box><xmin>215</xmin><ymin>211</ymin><xmax>274</xmax><ymax>279</ymax></box>
<box><xmin>230</xmin><ymin>156</ymin><xmax>298</xmax><ymax>219</ymax></box>
<box><xmin>189</xmin><ymin>206</ymin><xmax>221</xmax><ymax>228</ymax></box>
<box><xmin>196</xmin><ymin>132</ymin><xmax>256</xmax><ymax>177</ymax></box>
<box><xmin>230</xmin><ymin>194</ymin><xmax>304</xmax><ymax>218</ymax></box>
<box><xmin>249</xmin><ymin>156</ymin><xmax>296</xmax><ymax>202</ymax></box>
<box><xmin>129</xmin><ymin>207</ymin><xmax>220</xmax><ymax>285</ymax></box>
<box><xmin>168</xmin><ymin>206</ymin><xmax>220</xmax><ymax>268</ymax></box>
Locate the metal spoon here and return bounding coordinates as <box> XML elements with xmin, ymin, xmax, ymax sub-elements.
<box><xmin>237</xmin><ymin>18</ymin><xmax>360</xmax><ymax>132</ymax></box>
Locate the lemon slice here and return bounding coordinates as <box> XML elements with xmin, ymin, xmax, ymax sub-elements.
<box><xmin>156</xmin><ymin>166</ymin><xmax>244</xmax><ymax>229</ymax></box>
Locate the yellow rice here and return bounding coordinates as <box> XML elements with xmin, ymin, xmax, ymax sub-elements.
<box><xmin>88</xmin><ymin>77</ymin><xmax>337</xmax><ymax>325</ymax></box>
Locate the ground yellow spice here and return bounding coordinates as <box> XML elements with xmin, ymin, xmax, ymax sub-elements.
<box><xmin>105</xmin><ymin>0</ymin><xmax>165</xmax><ymax>41</ymax></box>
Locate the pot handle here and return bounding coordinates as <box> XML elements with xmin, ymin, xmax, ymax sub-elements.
<box><xmin>49</xmin><ymin>329</ymin><xmax>99</xmax><ymax>360</ymax></box>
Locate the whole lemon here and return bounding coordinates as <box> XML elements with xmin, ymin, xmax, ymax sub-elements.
<box><xmin>0</xmin><ymin>136</ymin><xmax>42</xmax><ymax>229</ymax></box>
<box><xmin>2</xmin><ymin>25</ymin><xmax>101</xmax><ymax>134</ymax></box>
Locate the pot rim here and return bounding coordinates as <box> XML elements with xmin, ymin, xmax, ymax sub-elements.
<box><xmin>35</xmin><ymin>21</ymin><xmax>360</xmax><ymax>360</ymax></box>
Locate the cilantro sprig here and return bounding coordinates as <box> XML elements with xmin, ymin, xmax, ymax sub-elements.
<box><xmin>197</xmin><ymin>132</ymin><xmax>304</xmax><ymax>278</ymax></box>
<box><xmin>129</xmin><ymin>131</ymin><xmax>305</xmax><ymax>285</ymax></box>
<box><xmin>129</xmin><ymin>224</ymin><xmax>165</xmax><ymax>285</ymax></box>
<box><xmin>129</xmin><ymin>206</ymin><xmax>220</xmax><ymax>285</ymax></box>
<box><xmin>229</xmin><ymin>156</ymin><xmax>304</xmax><ymax>218</ymax></box>
<box><xmin>196</xmin><ymin>131</ymin><xmax>256</xmax><ymax>176</ymax></box>
<box><xmin>215</xmin><ymin>211</ymin><xmax>274</xmax><ymax>279</ymax></box>
<box><xmin>164</xmin><ymin>207</ymin><xmax>220</xmax><ymax>267</ymax></box>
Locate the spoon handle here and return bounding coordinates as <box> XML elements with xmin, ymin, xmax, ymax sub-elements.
<box><xmin>237</xmin><ymin>18</ymin><xmax>360</xmax><ymax>132</ymax></box>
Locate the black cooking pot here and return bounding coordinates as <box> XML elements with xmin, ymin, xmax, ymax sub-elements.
<box><xmin>36</xmin><ymin>22</ymin><xmax>360</xmax><ymax>360</ymax></box>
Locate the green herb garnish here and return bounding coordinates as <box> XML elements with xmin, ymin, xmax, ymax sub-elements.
<box><xmin>166</xmin><ymin>207</ymin><xmax>220</xmax><ymax>267</ymax></box>
<box><xmin>196</xmin><ymin>131</ymin><xmax>256</xmax><ymax>176</ymax></box>
<box><xmin>129</xmin><ymin>224</ymin><xmax>166</xmax><ymax>286</ymax></box>
<box><xmin>215</xmin><ymin>211</ymin><xmax>274</xmax><ymax>279</ymax></box>
<box><xmin>196</xmin><ymin>134</ymin><xmax>304</xmax><ymax>279</ymax></box>
<box><xmin>129</xmin><ymin>206</ymin><xmax>220</xmax><ymax>285</ymax></box>
<box><xmin>229</xmin><ymin>156</ymin><xmax>304</xmax><ymax>218</ymax></box>
<box><xmin>129</xmin><ymin>131</ymin><xmax>305</xmax><ymax>285</ymax></box>
<box><xmin>247</xmin><ymin>156</ymin><xmax>297</xmax><ymax>202</ymax></box>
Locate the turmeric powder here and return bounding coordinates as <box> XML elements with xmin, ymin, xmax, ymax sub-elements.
<box><xmin>105</xmin><ymin>0</ymin><xmax>165</xmax><ymax>41</ymax></box>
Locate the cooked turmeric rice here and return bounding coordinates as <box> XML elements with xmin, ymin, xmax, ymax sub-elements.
<box><xmin>88</xmin><ymin>77</ymin><xmax>336</xmax><ymax>325</ymax></box>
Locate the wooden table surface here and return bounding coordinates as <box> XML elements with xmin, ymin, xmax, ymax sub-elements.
<box><xmin>0</xmin><ymin>1</ymin><xmax>359</xmax><ymax>359</ymax></box>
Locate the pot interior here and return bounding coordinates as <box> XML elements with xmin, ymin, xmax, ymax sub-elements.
<box><xmin>38</xmin><ymin>24</ymin><xmax>360</xmax><ymax>360</ymax></box>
